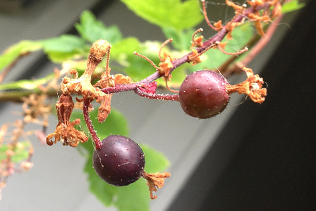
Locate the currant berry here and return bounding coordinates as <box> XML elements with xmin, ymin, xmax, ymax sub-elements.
<box><xmin>179</xmin><ymin>70</ymin><xmax>229</xmax><ymax>119</ymax></box>
<box><xmin>93</xmin><ymin>135</ymin><xmax>145</xmax><ymax>186</ymax></box>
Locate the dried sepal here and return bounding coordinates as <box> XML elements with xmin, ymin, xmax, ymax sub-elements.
<box><xmin>158</xmin><ymin>52</ymin><xmax>174</xmax><ymax>77</ymax></box>
<box><xmin>214</xmin><ymin>20</ymin><xmax>223</xmax><ymax>31</ymax></box>
<box><xmin>47</xmin><ymin>94</ymin><xmax>88</xmax><ymax>147</ymax></box>
<box><xmin>142</xmin><ymin>171</ymin><xmax>171</xmax><ymax>199</ymax></box>
<box><xmin>114</xmin><ymin>74</ymin><xmax>133</xmax><ymax>85</ymax></box>
<box><xmin>187</xmin><ymin>49</ymin><xmax>202</xmax><ymax>65</ymax></box>
<box><xmin>247</xmin><ymin>12</ymin><xmax>270</xmax><ymax>22</ymax></box>
<box><xmin>271</xmin><ymin>2</ymin><xmax>282</xmax><ymax>18</ymax></box>
<box><xmin>46</xmin><ymin>119</ymin><xmax>88</xmax><ymax>147</ymax></box>
<box><xmin>226</xmin><ymin>67</ymin><xmax>267</xmax><ymax>103</ymax></box>
<box><xmin>226</xmin><ymin>0</ymin><xmax>244</xmax><ymax>12</ymax></box>
<box><xmin>93</xmin><ymin>68</ymin><xmax>115</xmax><ymax>89</ymax></box>
<box><xmin>96</xmin><ymin>94</ymin><xmax>112</xmax><ymax>123</ymax></box>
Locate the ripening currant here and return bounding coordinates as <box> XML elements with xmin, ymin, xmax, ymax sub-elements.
<box><xmin>179</xmin><ymin>70</ymin><xmax>230</xmax><ymax>119</ymax></box>
<box><xmin>93</xmin><ymin>135</ymin><xmax>145</xmax><ymax>186</ymax></box>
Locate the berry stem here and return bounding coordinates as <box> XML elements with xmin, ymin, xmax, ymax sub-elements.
<box><xmin>134</xmin><ymin>87</ymin><xmax>179</xmax><ymax>101</ymax></box>
<box><xmin>83</xmin><ymin>98</ymin><xmax>102</xmax><ymax>149</ymax></box>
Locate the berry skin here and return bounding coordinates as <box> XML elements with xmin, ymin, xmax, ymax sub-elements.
<box><xmin>179</xmin><ymin>70</ymin><xmax>229</xmax><ymax>119</ymax></box>
<box><xmin>93</xmin><ymin>135</ymin><xmax>145</xmax><ymax>186</ymax></box>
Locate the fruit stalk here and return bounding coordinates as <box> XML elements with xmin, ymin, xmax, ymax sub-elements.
<box><xmin>83</xmin><ymin>98</ymin><xmax>102</xmax><ymax>149</ymax></box>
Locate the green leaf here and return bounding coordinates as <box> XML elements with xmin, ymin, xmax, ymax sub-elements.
<box><xmin>189</xmin><ymin>22</ymin><xmax>254</xmax><ymax>72</ymax></box>
<box><xmin>162</xmin><ymin>27</ymin><xmax>195</xmax><ymax>50</ymax></box>
<box><xmin>121</xmin><ymin>0</ymin><xmax>204</xmax><ymax>30</ymax></box>
<box><xmin>111</xmin><ymin>37</ymin><xmax>142</xmax><ymax>66</ymax></box>
<box><xmin>75</xmin><ymin>11</ymin><xmax>123</xmax><ymax>44</ymax></box>
<box><xmin>42</xmin><ymin>35</ymin><xmax>88</xmax><ymax>62</ymax></box>
<box><xmin>142</xmin><ymin>145</ymin><xmax>170</xmax><ymax>174</ymax></box>
<box><xmin>71</xmin><ymin>108</ymin><xmax>169</xmax><ymax>210</ymax></box>
<box><xmin>0</xmin><ymin>40</ymin><xmax>43</xmax><ymax>71</ymax></box>
<box><xmin>42</xmin><ymin>35</ymin><xmax>86</xmax><ymax>52</ymax></box>
<box><xmin>282</xmin><ymin>0</ymin><xmax>305</xmax><ymax>13</ymax></box>
<box><xmin>84</xmin><ymin>155</ymin><xmax>119</xmax><ymax>206</ymax></box>
<box><xmin>0</xmin><ymin>73</ymin><xmax>54</xmax><ymax>91</ymax></box>
<box><xmin>114</xmin><ymin>179</ymin><xmax>149</xmax><ymax>211</ymax></box>
<box><xmin>112</xmin><ymin>38</ymin><xmax>161</xmax><ymax>81</ymax></box>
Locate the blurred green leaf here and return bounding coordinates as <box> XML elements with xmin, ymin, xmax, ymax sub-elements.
<box><xmin>42</xmin><ymin>35</ymin><xmax>86</xmax><ymax>52</ymax></box>
<box><xmin>71</xmin><ymin>108</ymin><xmax>169</xmax><ymax>210</ymax></box>
<box><xmin>162</xmin><ymin>27</ymin><xmax>195</xmax><ymax>50</ymax></box>
<box><xmin>121</xmin><ymin>0</ymin><xmax>204</xmax><ymax>30</ymax></box>
<box><xmin>112</xmin><ymin>38</ymin><xmax>161</xmax><ymax>81</ymax></box>
<box><xmin>142</xmin><ymin>145</ymin><xmax>170</xmax><ymax>174</ymax></box>
<box><xmin>0</xmin><ymin>40</ymin><xmax>42</xmax><ymax>71</ymax></box>
<box><xmin>42</xmin><ymin>35</ymin><xmax>89</xmax><ymax>62</ymax></box>
<box><xmin>0</xmin><ymin>73</ymin><xmax>54</xmax><ymax>91</ymax></box>
<box><xmin>114</xmin><ymin>178</ymin><xmax>149</xmax><ymax>211</ymax></box>
<box><xmin>282</xmin><ymin>0</ymin><xmax>305</xmax><ymax>13</ymax></box>
<box><xmin>75</xmin><ymin>11</ymin><xmax>123</xmax><ymax>44</ymax></box>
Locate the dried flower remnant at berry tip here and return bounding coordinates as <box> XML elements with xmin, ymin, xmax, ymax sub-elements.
<box><xmin>142</xmin><ymin>171</ymin><xmax>171</xmax><ymax>199</ymax></box>
<box><xmin>226</xmin><ymin>67</ymin><xmax>267</xmax><ymax>103</ymax></box>
<box><xmin>46</xmin><ymin>94</ymin><xmax>88</xmax><ymax>147</ymax></box>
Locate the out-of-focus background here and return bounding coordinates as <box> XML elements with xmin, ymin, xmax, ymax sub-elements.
<box><xmin>1</xmin><ymin>0</ymin><xmax>315</xmax><ymax>210</ymax></box>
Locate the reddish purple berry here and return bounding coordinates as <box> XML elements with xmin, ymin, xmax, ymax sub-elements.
<box><xmin>93</xmin><ymin>135</ymin><xmax>145</xmax><ymax>186</ymax></box>
<box><xmin>179</xmin><ymin>70</ymin><xmax>230</xmax><ymax>119</ymax></box>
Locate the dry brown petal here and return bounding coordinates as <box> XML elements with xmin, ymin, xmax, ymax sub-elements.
<box><xmin>114</xmin><ymin>74</ymin><xmax>134</xmax><ymax>85</ymax></box>
<box><xmin>188</xmin><ymin>49</ymin><xmax>202</xmax><ymax>65</ymax></box>
<box><xmin>272</xmin><ymin>2</ymin><xmax>282</xmax><ymax>18</ymax></box>
<box><xmin>97</xmin><ymin>94</ymin><xmax>112</xmax><ymax>123</ymax></box>
<box><xmin>159</xmin><ymin>54</ymin><xmax>174</xmax><ymax>76</ymax></box>
<box><xmin>214</xmin><ymin>20</ymin><xmax>223</xmax><ymax>31</ymax></box>
<box><xmin>191</xmin><ymin>35</ymin><xmax>204</xmax><ymax>48</ymax></box>
<box><xmin>142</xmin><ymin>171</ymin><xmax>171</xmax><ymax>199</ymax></box>
<box><xmin>226</xmin><ymin>0</ymin><xmax>244</xmax><ymax>11</ymax></box>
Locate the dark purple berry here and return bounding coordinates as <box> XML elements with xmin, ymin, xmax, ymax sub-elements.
<box><xmin>93</xmin><ymin>135</ymin><xmax>145</xmax><ymax>186</ymax></box>
<box><xmin>179</xmin><ymin>70</ymin><xmax>230</xmax><ymax>119</ymax></box>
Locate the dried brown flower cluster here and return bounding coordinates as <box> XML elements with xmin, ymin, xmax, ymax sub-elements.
<box><xmin>226</xmin><ymin>67</ymin><xmax>267</xmax><ymax>103</ymax></box>
<box><xmin>47</xmin><ymin>40</ymin><xmax>134</xmax><ymax>147</ymax></box>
